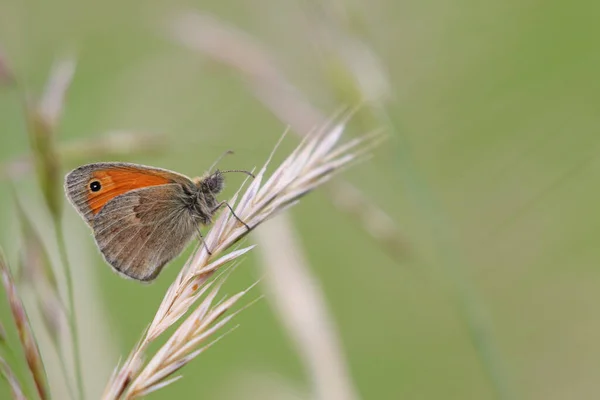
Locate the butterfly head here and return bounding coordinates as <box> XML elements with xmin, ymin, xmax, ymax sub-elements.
<box><xmin>194</xmin><ymin>169</ymin><xmax>255</xmax><ymax>195</ymax></box>
<box><xmin>200</xmin><ymin>170</ymin><xmax>225</xmax><ymax>195</ymax></box>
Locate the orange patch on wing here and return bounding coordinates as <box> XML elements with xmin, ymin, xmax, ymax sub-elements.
<box><xmin>87</xmin><ymin>170</ymin><xmax>172</xmax><ymax>215</ymax></box>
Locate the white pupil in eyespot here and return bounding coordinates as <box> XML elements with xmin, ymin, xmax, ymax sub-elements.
<box><xmin>90</xmin><ymin>181</ymin><xmax>102</xmax><ymax>192</ymax></box>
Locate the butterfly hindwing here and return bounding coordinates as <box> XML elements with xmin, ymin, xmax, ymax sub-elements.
<box><xmin>91</xmin><ymin>184</ymin><xmax>198</xmax><ymax>281</ymax></box>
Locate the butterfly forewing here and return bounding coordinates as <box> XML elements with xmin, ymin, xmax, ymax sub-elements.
<box><xmin>64</xmin><ymin>162</ymin><xmax>192</xmax><ymax>225</ymax></box>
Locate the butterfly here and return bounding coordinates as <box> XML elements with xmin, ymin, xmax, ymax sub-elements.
<box><xmin>64</xmin><ymin>161</ymin><xmax>252</xmax><ymax>282</ymax></box>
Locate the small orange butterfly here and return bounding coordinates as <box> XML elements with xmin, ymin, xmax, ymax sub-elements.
<box><xmin>64</xmin><ymin>161</ymin><xmax>252</xmax><ymax>281</ymax></box>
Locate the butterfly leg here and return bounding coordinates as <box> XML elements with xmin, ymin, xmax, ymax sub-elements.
<box><xmin>213</xmin><ymin>201</ymin><xmax>251</xmax><ymax>231</ymax></box>
<box><xmin>195</xmin><ymin>225</ymin><xmax>213</xmax><ymax>255</ymax></box>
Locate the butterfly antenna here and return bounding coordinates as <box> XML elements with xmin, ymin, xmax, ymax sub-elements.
<box><xmin>220</xmin><ymin>169</ymin><xmax>255</xmax><ymax>179</ymax></box>
<box><xmin>208</xmin><ymin>150</ymin><xmax>235</xmax><ymax>173</ymax></box>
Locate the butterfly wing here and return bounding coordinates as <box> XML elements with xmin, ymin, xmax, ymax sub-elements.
<box><xmin>64</xmin><ymin>162</ymin><xmax>193</xmax><ymax>225</ymax></box>
<box><xmin>91</xmin><ymin>184</ymin><xmax>198</xmax><ymax>281</ymax></box>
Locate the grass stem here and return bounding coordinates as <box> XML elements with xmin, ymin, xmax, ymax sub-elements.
<box><xmin>54</xmin><ymin>221</ymin><xmax>85</xmax><ymax>400</ymax></box>
<box><xmin>373</xmin><ymin>103</ymin><xmax>514</xmax><ymax>400</ymax></box>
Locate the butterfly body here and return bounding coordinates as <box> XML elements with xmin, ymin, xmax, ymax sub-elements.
<box><xmin>64</xmin><ymin>162</ymin><xmax>226</xmax><ymax>281</ymax></box>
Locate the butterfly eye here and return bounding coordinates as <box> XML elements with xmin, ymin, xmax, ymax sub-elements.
<box><xmin>89</xmin><ymin>181</ymin><xmax>102</xmax><ymax>192</ymax></box>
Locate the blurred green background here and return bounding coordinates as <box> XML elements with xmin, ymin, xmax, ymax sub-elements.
<box><xmin>0</xmin><ymin>0</ymin><xmax>599</xmax><ymax>399</ymax></box>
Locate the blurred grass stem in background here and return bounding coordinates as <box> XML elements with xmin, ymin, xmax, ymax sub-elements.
<box><xmin>23</xmin><ymin>57</ymin><xmax>86</xmax><ymax>400</ymax></box>
<box><xmin>1</xmin><ymin>131</ymin><xmax>167</xmax><ymax>182</ymax></box>
<box><xmin>0</xmin><ymin>249</ymin><xmax>50</xmax><ymax>400</ymax></box>
<box><xmin>256</xmin><ymin>215</ymin><xmax>360</xmax><ymax>400</ymax></box>
<box><xmin>54</xmin><ymin>222</ymin><xmax>85</xmax><ymax>400</ymax></box>
<box><xmin>12</xmin><ymin>189</ymin><xmax>75</xmax><ymax>398</ymax></box>
<box><xmin>376</xmin><ymin>104</ymin><xmax>514</xmax><ymax>399</ymax></box>
<box><xmin>272</xmin><ymin>2</ymin><xmax>515</xmax><ymax>395</ymax></box>
<box><xmin>0</xmin><ymin>355</ymin><xmax>27</xmax><ymax>400</ymax></box>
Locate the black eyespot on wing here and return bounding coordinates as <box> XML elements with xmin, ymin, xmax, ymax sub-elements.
<box><xmin>90</xmin><ymin>181</ymin><xmax>102</xmax><ymax>192</ymax></box>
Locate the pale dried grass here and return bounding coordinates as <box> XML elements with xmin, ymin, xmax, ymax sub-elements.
<box><xmin>103</xmin><ymin>114</ymin><xmax>380</xmax><ymax>399</ymax></box>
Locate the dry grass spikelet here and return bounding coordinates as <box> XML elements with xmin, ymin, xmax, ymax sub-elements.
<box><xmin>103</xmin><ymin>113</ymin><xmax>382</xmax><ymax>398</ymax></box>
